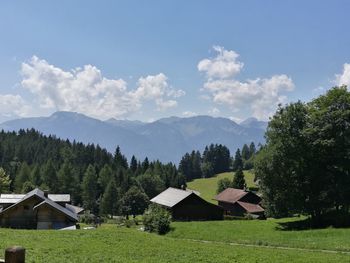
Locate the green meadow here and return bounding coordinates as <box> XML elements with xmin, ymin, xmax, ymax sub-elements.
<box><xmin>187</xmin><ymin>170</ymin><xmax>256</xmax><ymax>203</ymax></box>
<box><xmin>0</xmin><ymin>223</ymin><xmax>349</xmax><ymax>263</ymax></box>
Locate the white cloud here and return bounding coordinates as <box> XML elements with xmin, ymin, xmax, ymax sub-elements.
<box><xmin>132</xmin><ymin>73</ymin><xmax>185</xmax><ymax>111</ymax></box>
<box><xmin>208</xmin><ymin>107</ymin><xmax>220</xmax><ymax>116</ymax></box>
<box><xmin>198</xmin><ymin>46</ymin><xmax>294</xmax><ymax>120</ymax></box>
<box><xmin>0</xmin><ymin>94</ymin><xmax>32</xmax><ymax>122</ymax></box>
<box><xmin>20</xmin><ymin>56</ymin><xmax>184</xmax><ymax>119</ymax></box>
<box><xmin>198</xmin><ymin>46</ymin><xmax>243</xmax><ymax>79</ymax></box>
<box><xmin>335</xmin><ymin>63</ymin><xmax>350</xmax><ymax>87</ymax></box>
<box><xmin>182</xmin><ymin>111</ymin><xmax>197</xmax><ymax>117</ymax></box>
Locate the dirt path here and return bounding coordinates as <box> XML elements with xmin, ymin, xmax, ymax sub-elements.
<box><xmin>177</xmin><ymin>238</ymin><xmax>350</xmax><ymax>255</ymax></box>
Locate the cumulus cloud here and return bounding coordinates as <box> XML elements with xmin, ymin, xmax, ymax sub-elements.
<box><xmin>0</xmin><ymin>94</ymin><xmax>32</xmax><ymax>122</ymax></box>
<box><xmin>20</xmin><ymin>56</ymin><xmax>184</xmax><ymax>119</ymax></box>
<box><xmin>198</xmin><ymin>46</ymin><xmax>294</xmax><ymax>120</ymax></box>
<box><xmin>198</xmin><ymin>46</ymin><xmax>243</xmax><ymax>79</ymax></box>
<box><xmin>335</xmin><ymin>63</ymin><xmax>350</xmax><ymax>87</ymax></box>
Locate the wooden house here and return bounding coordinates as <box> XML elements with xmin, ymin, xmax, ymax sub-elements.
<box><xmin>151</xmin><ymin>187</ymin><xmax>223</xmax><ymax>221</ymax></box>
<box><xmin>0</xmin><ymin>188</ymin><xmax>82</xmax><ymax>229</ymax></box>
<box><xmin>214</xmin><ymin>188</ymin><xmax>265</xmax><ymax>218</ymax></box>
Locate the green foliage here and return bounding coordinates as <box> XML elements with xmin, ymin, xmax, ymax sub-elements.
<box><xmin>255</xmin><ymin>87</ymin><xmax>350</xmax><ymax>222</ymax></box>
<box><xmin>98</xmin><ymin>164</ymin><xmax>113</xmax><ymax>193</ymax></box>
<box><xmin>137</xmin><ymin>173</ymin><xmax>165</xmax><ymax>199</ymax></box>
<box><xmin>14</xmin><ymin>162</ymin><xmax>31</xmax><ymax>192</ymax></box>
<box><xmin>41</xmin><ymin>159</ymin><xmax>59</xmax><ymax>193</ymax></box>
<box><xmin>21</xmin><ymin>180</ymin><xmax>35</xmax><ymax>193</ymax></box>
<box><xmin>82</xmin><ymin>164</ymin><xmax>98</xmax><ymax>213</ymax></box>
<box><xmin>100</xmin><ymin>178</ymin><xmax>120</xmax><ymax>217</ymax></box>
<box><xmin>217</xmin><ymin>178</ymin><xmax>232</xmax><ymax>194</ymax></box>
<box><xmin>0</xmin><ymin>167</ymin><xmax>11</xmax><ymax>193</ymax></box>
<box><xmin>121</xmin><ymin>186</ymin><xmax>149</xmax><ymax>218</ymax></box>
<box><xmin>143</xmin><ymin>204</ymin><xmax>171</xmax><ymax>235</ymax></box>
<box><xmin>232</xmin><ymin>149</ymin><xmax>243</xmax><ymax>171</ymax></box>
<box><xmin>232</xmin><ymin>168</ymin><xmax>246</xmax><ymax>189</ymax></box>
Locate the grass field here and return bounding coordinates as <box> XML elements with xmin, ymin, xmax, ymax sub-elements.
<box><xmin>187</xmin><ymin>170</ymin><xmax>256</xmax><ymax>203</ymax></box>
<box><xmin>0</xmin><ymin>224</ymin><xmax>349</xmax><ymax>262</ymax></box>
<box><xmin>168</xmin><ymin>218</ymin><xmax>350</xmax><ymax>252</ymax></box>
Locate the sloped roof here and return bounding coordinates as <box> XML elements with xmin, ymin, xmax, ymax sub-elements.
<box><xmin>150</xmin><ymin>187</ymin><xmax>194</xmax><ymax>208</ymax></box>
<box><xmin>214</xmin><ymin>188</ymin><xmax>248</xmax><ymax>203</ymax></box>
<box><xmin>33</xmin><ymin>200</ymin><xmax>78</xmax><ymax>221</ymax></box>
<box><xmin>0</xmin><ymin>193</ymin><xmax>70</xmax><ymax>204</ymax></box>
<box><xmin>65</xmin><ymin>203</ymin><xmax>84</xmax><ymax>214</ymax></box>
<box><xmin>236</xmin><ymin>201</ymin><xmax>265</xmax><ymax>213</ymax></box>
<box><xmin>0</xmin><ymin>188</ymin><xmax>77</xmax><ymax>222</ymax></box>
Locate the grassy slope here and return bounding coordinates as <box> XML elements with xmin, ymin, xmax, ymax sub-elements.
<box><xmin>0</xmin><ymin>225</ymin><xmax>348</xmax><ymax>262</ymax></box>
<box><xmin>187</xmin><ymin>170</ymin><xmax>256</xmax><ymax>203</ymax></box>
<box><xmin>169</xmin><ymin>218</ymin><xmax>350</xmax><ymax>252</ymax></box>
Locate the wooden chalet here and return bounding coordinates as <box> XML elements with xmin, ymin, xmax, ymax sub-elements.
<box><xmin>151</xmin><ymin>187</ymin><xmax>223</xmax><ymax>221</ymax></box>
<box><xmin>214</xmin><ymin>188</ymin><xmax>265</xmax><ymax>218</ymax></box>
<box><xmin>0</xmin><ymin>188</ymin><xmax>83</xmax><ymax>229</ymax></box>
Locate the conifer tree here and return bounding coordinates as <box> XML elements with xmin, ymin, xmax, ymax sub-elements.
<box><xmin>232</xmin><ymin>168</ymin><xmax>246</xmax><ymax>189</ymax></box>
<box><xmin>100</xmin><ymin>178</ymin><xmax>120</xmax><ymax>217</ymax></box>
<box><xmin>82</xmin><ymin>164</ymin><xmax>98</xmax><ymax>212</ymax></box>
<box><xmin>232</xmin><ymin>149</ymin><xmax>243</xmax><ymax>171</ymax></box>
<box><xmin>0</xmin><ymin>167</ymin><xmax>11</xmax><ymax>193</ymax></box>
<box><xmin>14</xmin><ymin>162</ymin><xmax>31</xmax><ymax>192</ymax></box>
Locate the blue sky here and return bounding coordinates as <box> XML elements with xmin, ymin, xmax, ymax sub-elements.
<box><xmin>0</xmin><ymin>0</ymin><xmax>349</xmax><ymax>122</ymax></box>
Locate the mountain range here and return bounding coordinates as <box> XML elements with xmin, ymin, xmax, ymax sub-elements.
<box><xmin>0</xmin><ymin>112</ymin><xmax>267</xmax><ymax>164</ymax></box>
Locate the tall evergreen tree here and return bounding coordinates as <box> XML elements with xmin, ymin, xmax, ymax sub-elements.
<box><xmin>98</xmin><ymin>164</ymin><xmax>113</xmax><ymax>193</ymax></box>
<box><xmin>232</xmin><ymin>168</ymin><xmax>246</xmax><ymax>189</ymax></box>
<box><xmin>30</xmin><ymin>165</ymin><xmax>42</xmax><ymax>186</ymax></box>
<box><xmin>82</xmin><ymin>164</ymin><xmax>98</xmax><ymax>213</ymax></box>
<box><xmin>232</xmin><ymin>149</ymin><xmax>243</xmax><ymax>171</ymax></box>
<box><xmin>249</xmin><ymin>142</ymin><xmax>256</xmax><ymax>156</ymax></box>
<box><xmin>41</xmin><ymin>159</ymin><xmax>58</xmax><ymax>192</ymax></box>
<box><xmin>100</xmin><ymin>178</ymin><xmax>120</xmax><ymax>217</ymax></box>
<box><xmin>130</xmin><ymin>155</ymin><xmax>138</xmax><ymax>173</ymax></box>
<box><xmin>241</xmin><ymin>144</ymin><xmax>250</xmax><ymax>160</ymax></box>
<box><xmin>0</xmin><ymin>167</ymin><xmax>11</xmax><ymax>193</ymax></box>
<box><xmin>14</xmin><ymin>162</ymin><xmax>31</xmax><ymax>192</ymax></box>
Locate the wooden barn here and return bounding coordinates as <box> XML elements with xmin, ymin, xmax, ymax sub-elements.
<box><xmin>0</xmin><ymin>188</ymin><xmax>82</xmax><ymax>229</ymax></box>
<box><xmin>214</xmin><ymin>188</ymin><xmax>265</xmax><ymax>218</ymax></box>
<box><xmin>151</xmin><ymin>187</ymin><xmax>223</xmax><ymax>221</ymax></box>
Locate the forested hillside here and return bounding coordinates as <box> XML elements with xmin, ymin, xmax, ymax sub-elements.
<box><xmin>0</xmin><ymin>129</ymin><xmax>184</xmax><ymax>217</ymax></box>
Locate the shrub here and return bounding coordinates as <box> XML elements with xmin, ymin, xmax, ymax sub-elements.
<box><xmin>143</xmin><ymin>204</ymin><xmax>171</xmax><ymax>235</ymax></box>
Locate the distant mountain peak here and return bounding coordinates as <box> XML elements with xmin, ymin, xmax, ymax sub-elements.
<box><xmin>240</xmin><ymin>117</ymin><xmax>268</xmax><ymax>130</ymax></box>
<box><xmin>0</xmin><ymin>111</ymin><xmax>266</xmax><ymax>163</ymax></box>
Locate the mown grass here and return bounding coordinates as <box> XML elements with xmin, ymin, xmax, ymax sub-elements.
<box><xmin>0</xmin><ymin>224</ymin><xmax>349</xmax><ymax>262</ymax></box>
<box><xmin>187</xmin><ymin>170</ymin><xmax>256</xmax><ymax>203</ymax></box>
<box><xmin>168</xmin><ymin>217</ymin><xmax>350</xmax><ymax>252</ymax></box>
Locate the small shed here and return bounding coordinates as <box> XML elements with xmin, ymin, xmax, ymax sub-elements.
<box><xmin>151</xmin><ymin>187</ymin><xmax>223</xmax><ymax>221</ymax></box>
<box><xmin>214</xmin><ymin>188</ymin><xmax>265</xmax><ymax>218</ymax></box>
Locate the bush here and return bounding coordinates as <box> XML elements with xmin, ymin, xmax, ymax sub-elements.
<box><xmin>143</xmin><ymin>204</ymin><xmax>171</xmax><ymax>235</ymax></box>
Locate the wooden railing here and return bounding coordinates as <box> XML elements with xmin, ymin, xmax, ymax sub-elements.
<box><xmin>0</xmin><ymin>246</ymin><xmax>25</xmax><ymax>263</ymax></box>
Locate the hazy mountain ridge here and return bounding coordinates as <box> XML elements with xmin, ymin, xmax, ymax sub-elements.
<box><xmin>0</xmin><ymin>111</ymin><xmax>267</xmax><ymax>163</ymax></box>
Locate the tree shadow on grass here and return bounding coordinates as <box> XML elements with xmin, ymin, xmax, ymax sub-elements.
<box><xmin>276</xmin><ymin>212</ymin><xmax>350</xmax><ymax>231</ymax></box>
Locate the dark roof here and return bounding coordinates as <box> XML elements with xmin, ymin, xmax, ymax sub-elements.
<box><xmin>151</xmin><ymin>187</ymin><xmax>197</xmax><ymax>208</ymax></box>
<box><xmin>236</xmin><ymin>201</ymin><xmax>265</xmax><ymax>213</ymax></box>
<box><xmin>0</xmin><ymin>188</ymin><xmax>77</xmax><ymax>221</ymax></box>
<box><xmin>214</xmin><ymin>188</ymin><xmax>248</xmax><ymax>203</ymax></box>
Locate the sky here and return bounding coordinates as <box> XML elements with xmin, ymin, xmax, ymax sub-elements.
<box><xmin>0</xmin><ymin>0</ymin><xmax>349</xmax><ymax>123</ymax></box>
